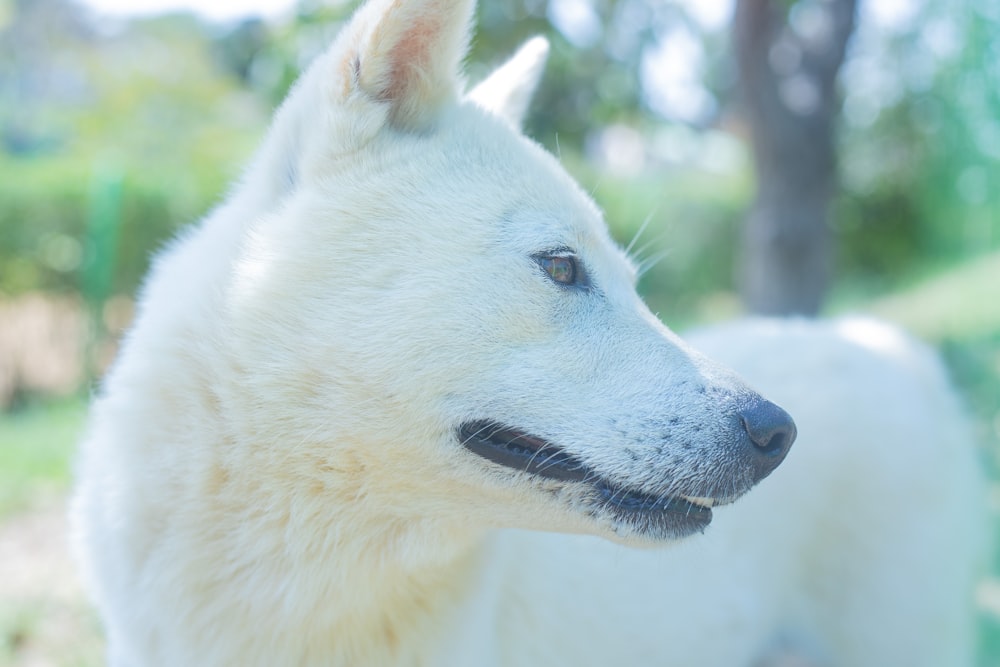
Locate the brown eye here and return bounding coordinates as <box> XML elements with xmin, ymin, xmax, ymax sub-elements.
<box><xmin>538</xmin><ymin>255</ymin><xmax>577</xmax><ymax>285</ymax></box>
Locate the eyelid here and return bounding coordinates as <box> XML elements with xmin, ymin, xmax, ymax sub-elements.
<box><xmin>539</xmin><ymin>246</ymin><xmax>574</xmax><ymax>257</ymax></box>
<box><xmin>531</xmin><ymin>247</ymin><xmax>575</xmax><ymax>264</ymax></box>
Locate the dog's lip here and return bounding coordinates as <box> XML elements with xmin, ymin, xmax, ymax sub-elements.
<box><xmin>459</xmin><ymin>422</ymin><xmax>591</xmax><ymax>483</ymax></box>
<box><xmin>458</xmin><ymin>421</ymin><xmax>716</xmax><ymax>533</ymax></box>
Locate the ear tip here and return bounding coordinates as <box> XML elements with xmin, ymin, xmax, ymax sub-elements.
<box><xmin>523</xmin><ymin>36</ymin><xmax>550</xmax><ymax>59</ymax></box>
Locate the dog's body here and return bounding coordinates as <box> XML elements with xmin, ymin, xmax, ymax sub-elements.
<box><xmin>72</xmin><ymin>0</ymin><xmax>983</xmax><ymax>665</ymax></box>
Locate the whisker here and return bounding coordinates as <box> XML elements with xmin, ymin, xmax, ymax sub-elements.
<box><xmin>459</xmin><ymin>421</ymin><xmax>499</xmax><ymax>447</ymax></box>
<box><xmin>629</xmin><ymin>236</ymin><xmax>662</xmax><ymax>265</ymax></box>
<box><xmin>533</xmin><ymin>449</ymin><xmax>577</xmax><ymax>475</ymax></box>
<box><xmin>636</xmin><ymin>250</ymin><xmax>671</xmax><ymax>278</ymax></box>
<box><xmin>587</xmin><ymin>171</ymin><xmax>606</xmax><ymax>200</ymax></box>
<box><xmin>624</xmin><ymin>208</ymin><xmax>658</xmax><ymax>257</ymax></box>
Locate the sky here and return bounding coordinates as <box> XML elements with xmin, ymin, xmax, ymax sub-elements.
<box><xmin>80</xmin><ymin>0</ymin><xmax>299</xmax><ymax>22</ymax></box>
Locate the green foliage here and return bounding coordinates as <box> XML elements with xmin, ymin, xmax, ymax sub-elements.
<box><xmin>0</xmin><ymin>154</ymin><xmax>252</xmax><ymax>299</ymax></box>
<box><xmin>836</xmin><ymin>1</ymin><xmax>1000</xmax><ymax>290</ymax></box>
<box><xmin>942</xmin><ymin>332</ymin><xmax>1000</xmax><ymax>450</ymax></box>
<box><xmin>0</xmin><ymin>8</ymin><xmax>267</xmax><ymax>298</ymax></box>
<box><xmin>3</xmin><ymin>0</ymin><xmax>993</xmax><ymax>310</ymax></box>
<box><xmin>0</xmin><ymin>398</ymin><xmax>85</xmax><ymax>517</ymax></box>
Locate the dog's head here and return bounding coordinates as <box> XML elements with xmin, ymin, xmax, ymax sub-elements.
<box><xmin>226</xmin><ymin>0</ymin><xmax>795</xmax><ymax>545</ymax></box>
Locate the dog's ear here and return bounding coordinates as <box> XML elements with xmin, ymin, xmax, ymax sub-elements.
<box><xmin>467</xmin><ymin>37</ymin><xmax>549</xmax><ymax>128</ymax></box>
<box><xmin>246</xmin><ymin>0</ymin><xmax>474</xmax><ymax>200</ymax></box>
<box><xmin>334</xmin><ymin>0</ymin><xmax>475</xmax><ymax>132</ymax></box>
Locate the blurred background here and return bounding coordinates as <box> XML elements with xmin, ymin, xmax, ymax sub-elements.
<box><xmin>0</xmin><ymin>0</ymin><xmax>997</xmax><ymax>664</ymax></box>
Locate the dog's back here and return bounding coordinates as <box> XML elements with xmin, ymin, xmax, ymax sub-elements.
<box><xmin>683</xmin><ymin>318</ymin><xmax>984</xmax><ymax>666</ymax></box>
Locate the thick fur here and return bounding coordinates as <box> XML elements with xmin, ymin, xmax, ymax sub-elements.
<box><xmin>72</xmin><ymin>0</ymin><xmax>984</xmax><ymax>665</ymax></box>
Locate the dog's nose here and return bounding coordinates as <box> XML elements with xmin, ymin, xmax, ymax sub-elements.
<box><xmin>738</xmin><ymin>398</ymin><xmax>796</xmax><ymax>480</ymax></box>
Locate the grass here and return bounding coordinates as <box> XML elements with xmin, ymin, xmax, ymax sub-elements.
<box><xmin>0</xmin><ymin>397</ymin><xmax>100</xmax><ymax>667</ymax></box>
<box><xmin>0</xmin><ymin>595</ymin><xmax>104</xmax><ymax>667</ymax></box>
<box><xmin>0</xmin><ymin>398</ymin><xmax>87</xmax><ymax>518</ymax></box>
<box><xmin>867</xmin><ymin>251</ymin><xmax>1000</xmax><ymax>341</ymax></box>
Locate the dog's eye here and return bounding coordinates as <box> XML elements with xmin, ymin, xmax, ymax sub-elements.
<box><xmin>537</xmin><ymin>255</ymin><xmax>577</xmax><ymax>285</ymax></box>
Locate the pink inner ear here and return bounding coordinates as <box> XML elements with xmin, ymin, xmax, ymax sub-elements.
<box><xmin>382</xmin><ymin>16</ymin><xmax>441</xmax><ymax>103</ymax></box>
<box><xmin>345</xmin><ymin>0</ymin><xmax>471</xmax><ymax>129</ymax></box>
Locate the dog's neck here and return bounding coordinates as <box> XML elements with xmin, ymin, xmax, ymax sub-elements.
<box><xmin>206</xmin><ymin>419</ymin><xmax>492</xmax><ymax>661</ymax></box>
<box><xmin>111</xmin><ymin>340</ymin><xmax>494</xmax><ymax>663</ymax></box>
<box><xmin>267</xmin><ymin>500</ymin><xmax>489</xmax><ymax>662</ymax></box>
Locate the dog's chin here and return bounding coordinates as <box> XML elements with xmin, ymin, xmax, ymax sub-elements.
<box><xmin>457</xmin><ymin>421</ymin><xmax>721</xmax><ymax>541</ymax></box>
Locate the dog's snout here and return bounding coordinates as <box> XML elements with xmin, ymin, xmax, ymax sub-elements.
<box><xmin>738</xmin><ymin>398</ymin><xmax>796</xmax><ymax>479</ymax></box>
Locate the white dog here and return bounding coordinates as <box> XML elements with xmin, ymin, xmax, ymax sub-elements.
<box><xmin>72</xmin><ymin>0</ymin><xmax>984</xmax><ymax>664</ymax></box>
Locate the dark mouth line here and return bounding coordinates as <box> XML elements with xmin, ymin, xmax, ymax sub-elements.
<box><xmin>460</xmin><ymin>421</ymin><xmax>591</xmax><ymax>482</ymax></box>
<box><xmin>458</xmin><ymin>421</ymin><xmax>712</xmax><ymax>521</ymax></box>
<box><xmin>594</xmin><ymin>483</ymin><xmax>709</xmax><ymax>516</ymax></box>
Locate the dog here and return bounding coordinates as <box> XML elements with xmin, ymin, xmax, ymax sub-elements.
<box><xmin>72</xmin><ymin>0</ymin><xmax>984</xmax><ymax>664</ymax></box>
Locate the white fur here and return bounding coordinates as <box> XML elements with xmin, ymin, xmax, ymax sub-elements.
<box><xmin>72</xmin><ymin>0</ymin><xmax>985</xmax><ymax>665</ymax></box>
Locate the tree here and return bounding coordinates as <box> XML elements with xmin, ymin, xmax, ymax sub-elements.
<box><xmin>733</xmin><ymin>0</ymin><xmax>857</xmax><ymax>315</ymax></box>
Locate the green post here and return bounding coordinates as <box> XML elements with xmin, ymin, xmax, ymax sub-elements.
<box><xmin>82</xmin><ymin>165</ymin><xmax>123</xmax><ymax>388</ymax></box>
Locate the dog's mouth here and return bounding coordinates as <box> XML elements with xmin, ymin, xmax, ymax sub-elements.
<box><xmin>458</xmin><ymin>421</ymin><xmax>716</xmax><ymax>538</ymax></box>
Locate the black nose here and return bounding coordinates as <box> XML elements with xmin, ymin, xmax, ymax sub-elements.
<box><xmin>738</xmin><ymin>398</ymin><xmax>796</xmax><ymax>480</ymax></box>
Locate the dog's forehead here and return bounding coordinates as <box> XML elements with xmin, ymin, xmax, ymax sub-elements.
<box><xmin>499</xmin><ymin>207</ymin><xmax>613</xmax><ymax>253</ymax></box>
<box><xmin>424</xmin><ymin>108</ymin><xmax>636</xmax><ymax>282</ymax></box>
<box><xmin>347</xmin><ymin>102</ymin><xmax>630</xmax><ymax>278</ymax></box>
<box><xmin>438</xmin><ymin>109</ymin><xmax>608</xmax><ymax>228</ymax></box>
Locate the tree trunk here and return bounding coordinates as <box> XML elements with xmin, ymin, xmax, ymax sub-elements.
<box><xmin>733</xmin><ymin>0</ymin><xmax>857</xmax><ymax>315</ymax></box>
